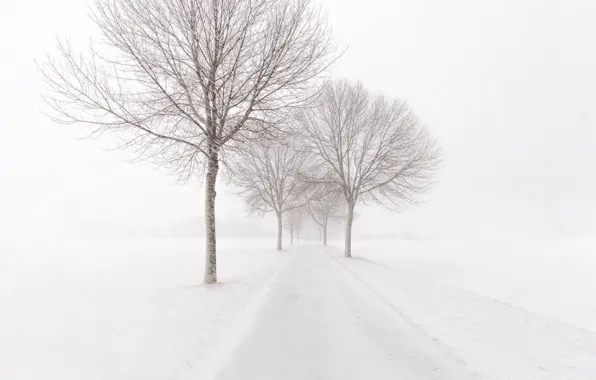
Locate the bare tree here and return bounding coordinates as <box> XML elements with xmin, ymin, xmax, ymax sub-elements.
<box><xmin>39</xmin><ymin>0</ymin><xmax>334</xmax><ymax>283</ymax></box>
<box><xmin>284</xmin><ymin>208</ymin><xmax>304</xmax><ymax>244</ymax></box>
<box><xmin>306</xmin><ymin>184</ymin><xmax>343</xmax><ymax>245</ymax></box>
<box><xmin>232</xmin><ymin>141</ymin><xmax>312</xmax><ymax>250</ymax></box>
<box><xmin>301</xmin><ymin>80</ymin><xmax>442</xmax><ymax>257</ymax></box>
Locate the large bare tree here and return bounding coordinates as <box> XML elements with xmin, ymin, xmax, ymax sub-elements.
<box><xmin>301</xmin><ymin>80</ymin><xmax>442</xmax><ymax>257</ymax></box>
<box><xmin>232</xmin><ymin>141</ymin><xmax>311</xmax><ymax>250</ymax></box>
<box><xmin>40</xmin><ymin>0</ymin><xmax>334</xmax><ymax>283</ymax></box>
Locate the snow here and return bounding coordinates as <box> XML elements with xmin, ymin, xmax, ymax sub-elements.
<box><xmin>216</xmin><ymin>246</ymin><xmax>477</xmax><ymax>379</ymax></box>
<box><xmin>340</xmin><ymin>237</ymin><xmax>596</xmax><ymax>331</ymax></box>
<box><xmin>0</xmin><ymin>238</ymin><xmax>287</xmax><ymax>380</ymax></box>
<box><xmin>3</xmin><ymin>236</ymin><xmax>596</xmax><ymax>380</ymax></box>
<box><xmin>327</xmin><ymin>237</ymin><xmax>596</xmax><ymax>380</ymax></box>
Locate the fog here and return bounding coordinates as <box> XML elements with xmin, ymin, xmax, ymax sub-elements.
<box><xmin>1</xmin><ymin>0</ymin><xmax>595</xmax><ymax>242</ymax></box>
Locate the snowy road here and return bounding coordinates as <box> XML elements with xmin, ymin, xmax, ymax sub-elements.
<box><xmin>215</xmin><ymin>245</ymin><xmax>477</xmax><ymax>380</ymax></box>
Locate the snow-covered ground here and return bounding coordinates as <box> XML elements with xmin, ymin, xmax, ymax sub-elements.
<box><xmin>3</xmin><ymin>236</ymin><xmax>596</xmax><ymax>380</ymax></box>
<box><xmin>328</xmin><ymin>237</ymin><xmax>596</xmax><ymax>379</ymax></box>
<box><xmin>0</xmin><ymin>238</ymin><xmax>288</xmax><ymax>380</ymax></box>
<box><xmin>216</xmin><ymin>246</ymin><xmax>477</xmax><ymax>380</ymax></box>
<box><xmin>337</xmin><ymin>237</ymin><xmax>596</xmax><ymax>331</ymax></box>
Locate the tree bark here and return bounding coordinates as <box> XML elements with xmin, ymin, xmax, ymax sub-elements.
<box><xmin>323</xmin><ymin>223</ymin><xmax>327</xmax><ymax>246</ymax></box>
<box><xmin>276</xmin><ymin>211</ymin><xmax>283</xmax><ymax>251</ymax></box>
<box><xmin>203</xmin><ymin>148</ymin><xmax>219</xmax><ymax>284</ymax></box>
<box><xmin>290</xmin><ymin>230</ymin><xmax>294</xmax><ymax>244</ymax></box>
<box><xmin>344</xmin><ymin>202</ymin><xmax>355</xmax><ymax>258</ymax></box>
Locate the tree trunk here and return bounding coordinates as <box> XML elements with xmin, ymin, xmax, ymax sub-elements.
<box><xmin>203</xmin><ymin>149</ymin><xmax>219</xmax><ymax>284</ymax></box>
<box><xmin>290</xmin><ymin>230</ymin><xmax>294</xmax><ymax>244</ymax></box>
<box><xmin>344</xmin><ymin>202</ymin><xmax>354</xmax><ymax>258</ymax></box>
<box><xmin>323</xmin><ymin>223</ymin><xmax>327</xmax><ymax>246</ymax></box>
<box><xmin>276</xmin><ymin>211</ymin><xmax>283</xmax><ymax>251</ymax></box>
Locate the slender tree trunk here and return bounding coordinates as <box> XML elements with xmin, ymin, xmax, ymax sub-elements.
<box><xmin>323</xmin><ymin>223</ymin><xmax>327</xmax><ymax>245</ymax></box>
<box><xmin>344</xmin><ymin>202</ymin><xmax>355</xmax><ymax>258</ymax></box>
<box><xmin>290</xmin><ymin>230</ymin><xmax>294</xmax><ymax>244</ymax></box>
<box><xmin>276</xmin><ymin>211</ymin><xmax>283</xmax><ymax>251</ymax></box>
<box><xmin>203</xmin><ymin>148</ymin><xmax>219</xmax><ymax>284</ymax></box>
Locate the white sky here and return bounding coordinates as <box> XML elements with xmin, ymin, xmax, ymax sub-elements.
<box><xmin>0</xmin><ymin>0</ymin><xmax>595</xmax><ymax>240</ymax></box>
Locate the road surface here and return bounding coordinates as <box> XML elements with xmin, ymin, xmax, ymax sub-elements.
<box><xmin>215</xmin><ymin>245</ymin><xmax>477</xmax><ymax>380</ymax></box>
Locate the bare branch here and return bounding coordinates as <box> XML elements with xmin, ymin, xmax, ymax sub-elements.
<box><xmin>301</xmin><ymin>79</ymin><xmax>442</xmax><ymax>209</ymax></box>
<box><xmin>39</xmin><ymin>0</ymin><xmax>336</xmax><ymax>283</ymax></box>
<box><xmin>299</xmin><ymin>79</ymin><xmax>443</xmax><ymax>256</ymax></box>
<box><xmin>232</xmin><ymin>138</ymin><xmax>314</xmax><ymax>217</ymax></box>
<box><xmin>40</xmin><ymin>0</ymin><xmax>336</xmax><ymax>181</ymax></box>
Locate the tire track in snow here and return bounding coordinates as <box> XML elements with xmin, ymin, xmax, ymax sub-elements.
<box><xmin>318</xmin><ymin>246</ymin><xmax>482</xmax><ymax>379</ymax></box>
<box><xmin>320</xmin><ymin>245</ymin><xmax>596</xmax><ymax>379</ymax></box>
<box><xmin>341</xmin><ymin>247</ymin><xmax>596</xmax><ymax>336</ymax></box>
<box><xmin>215</xmin><ymin>245</ymin><xmax>479</xmax><ymax>380</ymax></box>
<box><xmin>180</xmin><ymin>249</ymin><xmax>295</xmax><ymax>380</ymax></box>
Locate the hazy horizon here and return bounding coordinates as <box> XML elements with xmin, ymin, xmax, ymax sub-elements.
<box><xmin>1</xmin><ymin>0</ymin><xmax>595</xmax><ymax>242</ymax></box>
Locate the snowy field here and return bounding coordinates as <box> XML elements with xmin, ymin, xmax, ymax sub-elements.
<box><xmin>328</xmin><ymin>237</ymin><xmax>596</xmax><ymax>379</ymax></box>
<box><xmin>2</xmin><ymin>237</ymin><xmax>596</xmax><ymax>380</ymax></box>
<box><xmin>0</xmin><ymin>238</ymin><xmax>288</xmax><ymax>380</ymax></box>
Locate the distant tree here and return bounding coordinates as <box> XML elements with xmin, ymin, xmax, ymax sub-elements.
<box><xmin>301</xmin><ymin>80</ymin><xmax>442</xmax><ymax>257</ymax></box>
<box><xmin>232</xmin><ymin>141</ymin><xmax>312</xmax><ymax>250</ymax></box>
<box><xmin>40</xmin><ymin>0</ymin><xmax>334</xmax><ymax>283</ymax></box>
<box><xmin>306</xmin><ymin>184</ymin><xmax>344</xmax><ymax>245</ymax></box>
<box><xmin>284</xmin><ymin>208</ymin><xmax>305</xmax><ymax>244</ymax></box>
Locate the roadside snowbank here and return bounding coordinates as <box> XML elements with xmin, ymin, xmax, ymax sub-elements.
<box><xmin>336</xmin><ymin>237</ymin><xmax>596</xmax><ymax>331</ymax></box>
<box><xmin>326</xmin><ymin>238</ymin><xmax>596</xmax><ymax>379</ymax></box>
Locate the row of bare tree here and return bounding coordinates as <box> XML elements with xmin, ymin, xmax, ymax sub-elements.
<box><xmin>40</xmin><ymin>0</ymin><xmax>441</xmax><ymax>284</ymax></box>
<box><xmin>232</xmin><ymin>138</ymin><xmax>344</xmax><ymax>251</ymax></box>
<box><xmin>282</xmin><ymin>206</ymin><xmax>341</xmax><ymax>246</ymax></box>
<box><xmin>231</xmin><ymin>79</ymin><xmax>441</xmax><ymax>257</ymax></box>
